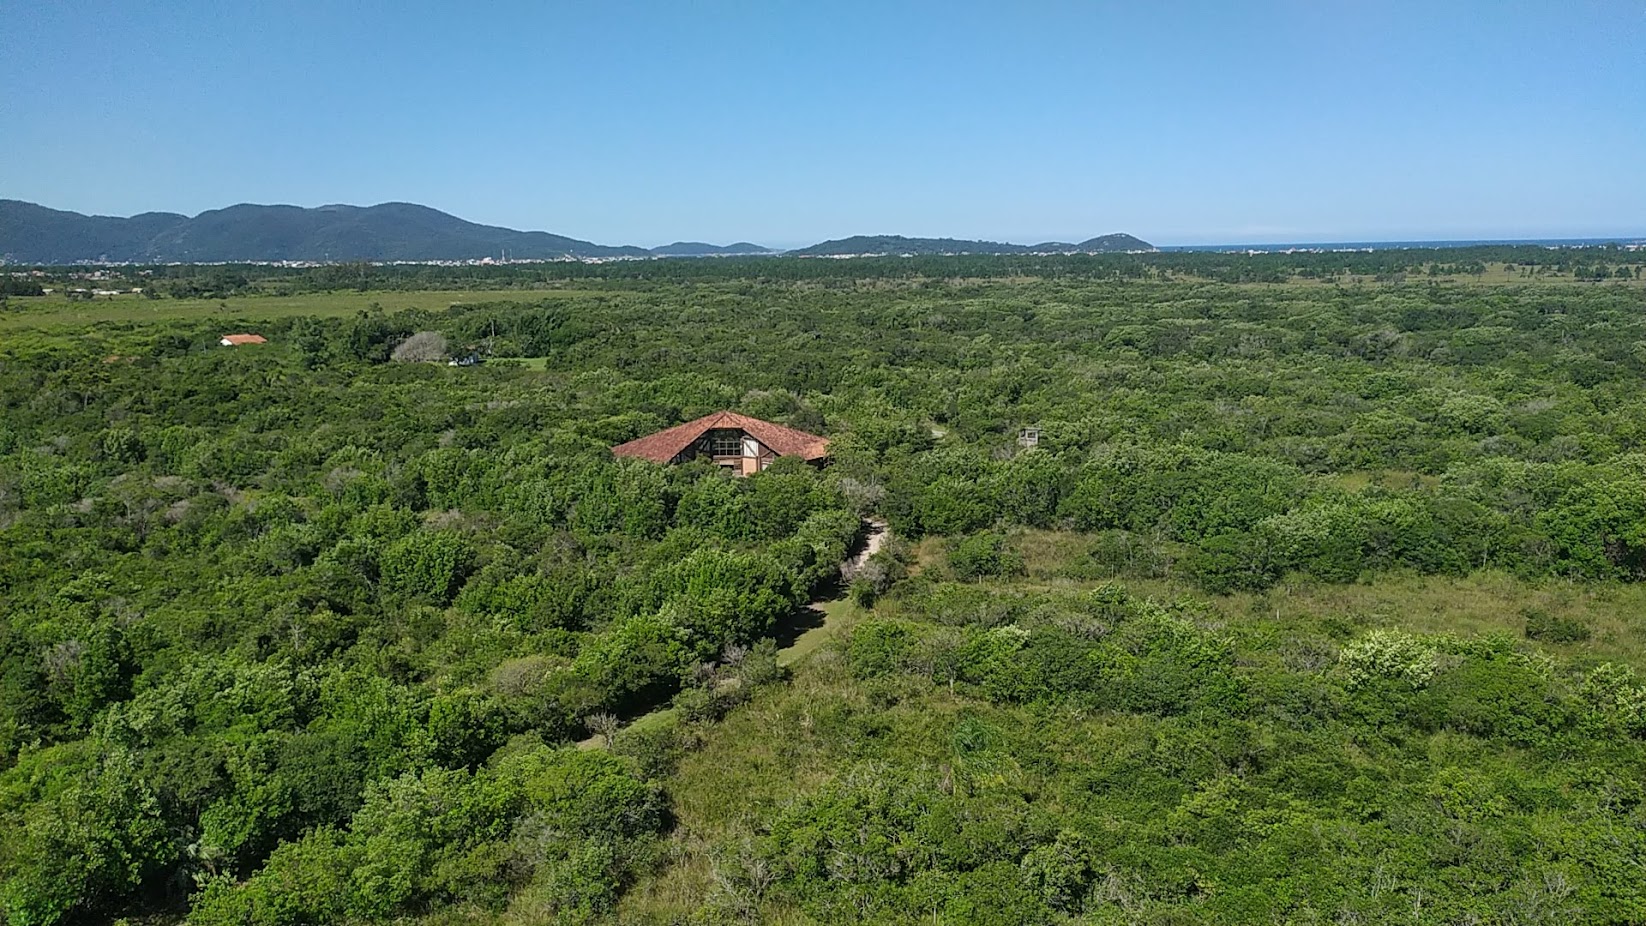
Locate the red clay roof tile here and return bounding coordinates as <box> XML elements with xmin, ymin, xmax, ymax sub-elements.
<box><xmin>612</xmin><ymin>411</ymin><xmax>830</xmax><ymax>464</ymax></box>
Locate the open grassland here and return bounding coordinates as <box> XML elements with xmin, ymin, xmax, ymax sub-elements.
<box><xmin>0</xmin><ymin>289</ymin><xmax>595</xmax><ymax>331</ymax></box>
<box><xmin>1005</xmin><ymin>528</ymin><xmax>1646</xmax><ymax>666</ymax></box>
<box><xmin>489</xmin><ymin>356</ymin><xmax>551</xmax><ymax>370</ymax></box>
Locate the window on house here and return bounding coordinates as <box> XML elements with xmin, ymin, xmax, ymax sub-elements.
<box><xmin>708</xmin><ymin>430</ymin><xmax>742</xmax><ymax>457</ymax></box>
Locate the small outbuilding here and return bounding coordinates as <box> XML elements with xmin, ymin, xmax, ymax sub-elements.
<box><xmin>612</xmin><ymin>411</ymin><xmax>829</xmax><ymax>476</ymax></box>
<box><xmin>220</xmin><ymin>334</ymin><xmax>268</xmax><ymax>347</ymax></box>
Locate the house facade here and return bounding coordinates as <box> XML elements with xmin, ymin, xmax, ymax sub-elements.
<box><xmin>611</xmin><ymin>411</ymin><xmax>829</xmax><ymax>476</ymax></box>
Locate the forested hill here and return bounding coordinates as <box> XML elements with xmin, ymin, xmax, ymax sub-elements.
<box><xmin>1075</xmin><ymin>232</ymin><xmax>1155</xmax><ymax>251</ymax></box>
<box><xmin>788</xmin><ymin>232</ymin><xmax>1154</xmax><ymax>256</ymax></box>
<box><xmin>1</xmin><ymin>199</ymin><xmax>1153</xmax><ymax>263</ymax></box>
<box><xmin>0</xmin><ymin>200</ymin><xmax>662</xmax><ymax>264</ymax></box>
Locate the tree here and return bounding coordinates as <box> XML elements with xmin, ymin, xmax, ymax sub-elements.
<box><xmin>2</xmin><ymin>752</ymin><xmax>175</xmax><ymax>926</ymax></box>
<box><xmin>390</xmin><ymin>331</ymin><xmax>449</xmax><ymax>363</ymax></box>
<box><xmin>379</xmin><ymin>531</ymin><xmax>476</xmax><ymax>604</ymax></box>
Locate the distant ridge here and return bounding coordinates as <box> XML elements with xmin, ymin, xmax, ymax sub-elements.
<box><xmin>0</xmin><ymin>201</ymin><xmax>770</xmax><ymax>264</ymax></box>
<box><xmin>1074</xmin><ymin>233</ymin><xmax>1156</xmax><ymax>253</ymax></box>
<box><xmin>787</xmin><ymin>233</ymin><xmax>1154</xmax><ymax>257</ymax></box>
<box><xmin>649</xmin><ymin>241</ymin><xmax>777</xmax><ymax>257</ymax></box>
<box><xmin>0</xmin><ymin>199</ymin><xmax>1152</xmax><ymax>264</ymax></box>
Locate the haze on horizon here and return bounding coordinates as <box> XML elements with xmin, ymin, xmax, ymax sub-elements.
<box><xmin>2</xmin><ymin>1</ymin><xmax>1642</xmax><ymax>249</ymax></box>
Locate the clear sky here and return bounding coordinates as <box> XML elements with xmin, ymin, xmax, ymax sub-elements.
<box><xmin>2</xmin><ymin>1</ymin><xmax>1642</xmax><ymax>248</ymax></box>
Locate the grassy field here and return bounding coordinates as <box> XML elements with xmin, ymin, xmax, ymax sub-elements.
<box><xmin>778</xmin><ymin>599</ymin><xmax>859</xmax><ymax>667</ymax></box>
<box><xmin>1002</xmin><ymin>528</ymin><xmax>1646</xmax><ymax>666</ymax></box>
<box><xmin>490</xmin><ymin>356</ymin><xmax>551</xmax><ymax>370</ymax></box>
<box><xmin>0</xmin><ymin>289</ymin><xmax>595</xmax><ymax>331</ymax></box>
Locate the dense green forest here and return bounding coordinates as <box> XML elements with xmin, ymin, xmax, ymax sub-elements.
<box><xmin>2</xmin><ymin>255</ymin><xmax>1646</xmax><ymax>924</ymax></box>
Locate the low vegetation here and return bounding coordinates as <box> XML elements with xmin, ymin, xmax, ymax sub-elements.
<box><xmin>1</xmin><ymin>251</ymin><xmax>1644</xmax><ymax>924</ymax></box>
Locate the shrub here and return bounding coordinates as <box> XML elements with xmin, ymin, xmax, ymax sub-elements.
<box><xmin>1008</xmin><ymin>627</ymin><xmax>1106</xmax><ymax>702</ymax></box>
<box><xmin>1081</xmin><ymin>530</ymin><xmax>1174</xmax><ymax>580</ymax></box>
<box><xmin>457</xmin><ymin>563</ymin><xmax>592</xmax><ymax>632</ymax></box>
<box><xmin>188</xmin><ymin>827</ymin><xmax>355</xmax><ymax>926</ymax></box>
<box><xmin>1339</xmin><ymin>630</ymin><xmax>1439</xmax><ymax>689</ymax></box>
<box><xmin>915</xmin><ymin>476</ymin><xmax>999</xmax><ymax>536</ymax></box>
<box><xmin>1186</xmin><ymin>530</ymin><xmax>1279</xmax><ymax>594</ymax></box>
<box><xmin>568</xmin><ymin>614</ymin><xmax>693</xmax><ymax>716</ymax></box>
<box><xmin>1095</xmin><ymin>612</ymin><xmax>1242</xmax><ymax>715</ymax></box>
<box><xmin>645</xmin><ymin>548</ymin><xmax>800</xmax><ymax>652</ymax></box>
<box><xmin>610</xmin><ymin>713</ymin><xmax>692</xmax><ymax>778</ymax></box>
<box><xmin>735</xmin><ymin>639</ymin><xmax>786</xmax><ymax>688</ymax></box>
<box><xmin>672</xmin><ymin>686</ymin><xmax>728</xmax><ymax>725</ymax></box>
<box><xmin>1019</xmin><ymin>833</ymin><xmax>1092</xmax><ymax>913</ymax></box>
<box><xmin>1413</xmin><ymin>655</ymin><xmax>1568</xmax><ymax>745</ymax></box>
<box><xmin>508</xmin><ymin>842</ymin><xmax>622</xmax><ymax>921</ymax></box>
<box><xmin>498</xmin><ymin>747</ymin><xmax>666</xmax><ymax>842</ymax></box>
<box><xmin>1579</xmin><ymin>663</ymin><xmax>1646</xmax><ymax>737</ymax></box>
<box><xmin>1523</xmin><ymin>608</ymin><xmax>1591</xmax><ymax>643</ymax></box>
<box><xmin>954</xmin><ymin>624</ymin><xmax>1033</xmax><ymax>701</ymax></box>
<box><xmin>948</xmin><ymin>532</ymin><xmax>1024</xmax><ymax>581</ymax></box>
<box><xmin>848</xmin><ymin>621</ymin><xmax>916</xmax><ymax>678</ymax></box>
<box><xmin>379</xmin><ymin>530</ymin><xmax>476</xmax><ymax>604</ymax></box>
<box><xmin>1086</xmin><ymin>581</ymin><xmax>1134</xmax><ymax>620</ymax></box>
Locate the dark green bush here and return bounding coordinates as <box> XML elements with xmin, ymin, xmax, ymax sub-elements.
<box><xmin>949</xmin><ymin>532</ymin><xmax>1024</xmax><ymax>581</ymax></box>
<box><xmin>848</xmin><ymin>621</ymin><xmax>916</xmax><ymax>679</ymax></box>
<box><xmin>1523</xmin><ymin>608</ymin><xmax>1591</xmax><ymax>643</ymax></box>
<box><xmin>1413</xmin><ymin>656</ymin><xmax>1570</xmax><ymax>745</ymax></box>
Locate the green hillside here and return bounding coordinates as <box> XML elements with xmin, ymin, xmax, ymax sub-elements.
<box><xmin>788</xmin><ymin>233</ymin><xmax>1153</xmax><ymax>256</ymax></box>
<box><xmin>0</xmin><ymin>200</ymin><xmax>651</xmax><ymax>263</ymax></box>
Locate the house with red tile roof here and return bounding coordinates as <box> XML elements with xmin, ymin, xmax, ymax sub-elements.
<box><xmin>219</xmin><ymin>333</ymin><xmax>268</xmax><ymax>346</ymax></box>
<box><xmin>612</xmin><ymin>411</ymin><xmax>829</xmax><ymax>476</ymax></box>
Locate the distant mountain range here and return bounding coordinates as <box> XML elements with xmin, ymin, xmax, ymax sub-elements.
<box><xmin>789</xmin><ymin>233</ymin><xmax>1154</xmax><ymax>257</ymax></box>
<box><xmin>0</xmin><ymin>200</ymin><xmax>660</xmax><ymax>263</ymax></box>
<box><xmin>0</xmin><ymin>200</ymin><xmax>1150</xmax><ymax>264</ymax></box>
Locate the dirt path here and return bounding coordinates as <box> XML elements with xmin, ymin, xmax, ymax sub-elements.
<box><xmin>775</xmin><ymin>518</ymin><xmax>887</xmax><ymax>665</ymax></box>
<box><xmin>840</xmin><ymin>518</ymin><xmax>889</xmax><ymax>579</ymax></box>
<box><xmin>578</xmin><ymin>518</ymin><xmax>887</xmax><ymax>747</ymax></box>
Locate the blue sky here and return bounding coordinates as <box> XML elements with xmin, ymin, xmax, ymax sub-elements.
<box><xmin>2</xmin><ymin>1</ymin><xmax>1642</xmax><ymax>247</ymax></box>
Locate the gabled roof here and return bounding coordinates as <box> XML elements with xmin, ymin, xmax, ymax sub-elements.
<box><xmin>612</xmin><ymin>411</ymin><xmax>830</xmax><ymax>464</ymax></box>
<box><xmin>220</xmin><ymin>333</ymin><xmax>268</xmax><ymax>345</ymax></box>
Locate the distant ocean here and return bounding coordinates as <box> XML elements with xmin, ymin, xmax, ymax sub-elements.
<box><xmin>1161</xmin><ymin>237</ymin><xmax>1644</xmax><ymax>253</ymax></box>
